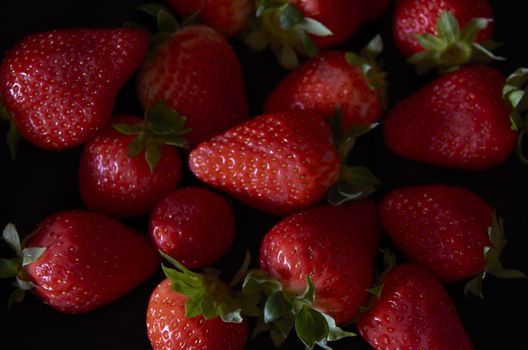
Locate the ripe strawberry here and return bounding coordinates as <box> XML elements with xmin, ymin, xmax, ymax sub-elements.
<box><xmin>166</xmin><ymin>0</ymin><xmax>253</xmax><ymax>36</ymax></box>
<box><xmin>358</xmin><ymin>264</ymin><xmax>473</xmax><ymax>350</ymax></box>
<box><xmin>0</xmin><ymin>28</ymin><xmax>149</xmax><ymax>150</ymax></box>
<box><xmin>147</xmin><ymin>278</ymin><xmax>248</xmax><ymax>350</ymax></box>
<box><xmin>383</xmin><ymin>65</ymin><xmax>516</xmax><ymax>170</ymax></box>
<box><xmin>189</xmin><ymin>111</ymin><xmax>379</xmax><ymax>216</ymax></box>
<box><xmin>0</xmin><ymin>211</ymin><xmax>159</xmax><ymax>313</ymax></box>
<box><xmin>265</xmin><ymin>36</ymin><xmax>386</xmax><ymax>130</ymax></box>
<box><xmin>137</xmin><ymin>5</ymin><xmax>248</xmax><ymax>147</ymax></box>
<box><xmin>380</xmin><ymin>185</ymin><xmax>526</xmax><ymax>296</ymax></box>
<box><xmin>149</xmin><ymin>187</ymin><xmax>235</xmax><ymax>269</ymax></box>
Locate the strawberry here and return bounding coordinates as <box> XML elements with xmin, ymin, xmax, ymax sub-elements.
<box><xmin>393</xmin><ymin>0</ymin><xmax>499</xmax><ymax>73</ymax></box>
<box><xmin>166</xmin><ymin>0</ymin><xmax>253</xmax><ymax>36</ymax></box>
<box><xmin>265</xmin><ymin>36</ymin><xmax>386</xmax><ymax>130</ymax></box>
<box><xmin>0</xmin><ymin>28</ymin><xmax>149</xmax><ymax>150</ymax></box>
<box><xmin>242</xmin><ymin>200</ymin><xmax>380</xmax><ymax>348</ymax></box>
<box><xmin>357</xmin><ymin>264</ymin><xmax>473</xmax><ymax>350</ymax></box>
<box><xmin>383</xmin><ymin>65</ymin><xmax>516</xmax><ymax>170</ymax></box>
<box><xmin>137</xmin><ymin>5</ymin><xmax>248</xmax><ymax>147</ymax></box>
<box><xmin>189</xmin><ymin>111</ymin><xmax>379</xmax><ymax>216</ymax></box>
<box><xmin>79</xmin><ymin>105</ymin><xmax>187</xmax><ymax>219</ymax></box>
<box><xmin>0</xmin><ymin>211</ymin><xmax>159</xmax><ymax>313</ymax></box>
<box><xmin>149</xmin><ymin>187</ymin><xmax>235</xmax><ymax>269</ymax></box>
<box><xmin>380</xmin><ymin>185</ymin><xmax>526</xmax><ymax>297</ymax></box>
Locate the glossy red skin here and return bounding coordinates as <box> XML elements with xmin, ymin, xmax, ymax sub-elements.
<box><xmin>393</xmin><ymin>0</ymin><xmax>494</xmax><ymax>57</ymax></box>
<box><xmin>260</xmin><ymin>200</ymin><xmax>380</xmax><ymax>324</ymax></box>
<box><xmin>147</xmin><ymin>279</ymin><xmax>248</xmax><ymax>350</ymax></box>
<box><xmin>149</xmin><ymin>187</ymin><xmax>235</xmax><ymax>269</ymax></box>
<box><xmin>25</xmin><ymin>210</ymin><xmax>160</xmax><ymax>314</ymax></box>
<box><xmin>265</xmin><ymin>51</ymin><xmax>383</xmax><ymax>130</ymax></box>
<box><xmin>137</xmin><ymin>25</ymin><xmax>248</xmax><ymax>147</ymax></box>
<box><xmin>0</xmin><ymin>28</ymin><xmax>149</xmax><ymax>150</ymax></box>
<box><xmin>358</xmin><ymin>265</ymin><xmax>473</xmax><ymax>350</ymax></box>
<box><xmin>383</xmin><ymin>66</ymin><xmax>515</xmax><ymax>170</ymax></box>
<box><xmin>166</xmin><ymin>0</ymin><xmax>253</xmax><ymax>36</ymax></box>
<box><xmin>79</xmin><ymin>115</ymin><xmax>182</xmax><ymax>219</ymax></box>
<box><xmin>189</xmin><ymin>111</ymin><xmax>340</xmax><ymax>216</ymax></box>
<box><xmin>380</xmin><ymin>185</ymin><xmax>492</xmax><ymax>282</ymax></box>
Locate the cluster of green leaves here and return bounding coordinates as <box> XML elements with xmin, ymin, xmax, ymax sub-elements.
<box><xmin>504</xmin><ymin>68</ymin><xmax>528</xmax><ymax>163</ymax></box>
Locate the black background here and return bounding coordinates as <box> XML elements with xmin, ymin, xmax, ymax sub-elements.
<box><xmin>1</xmin><ymin>1</ymin><xmax>527</xmax><ymax>349</ymax></box>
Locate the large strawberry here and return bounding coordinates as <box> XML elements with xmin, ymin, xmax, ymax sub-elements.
<box><xmin>79</xmin><ymin>105</ymin><xmax>187</xmax><ymax>219</ymax></box>
<box><xmin>149</xmin><ymin>187</ymin><xmax>235</xmax><ymax>269</ymax></box>
<box><xmin>242</xmin><ymin>200</ymin><xmax>380</xmax><ymax>348</ymax></box>
<box><xmin>166</xmin><ymin>0</ymin><xmax>253</xmax><ymax>36</ymax></box>
<box><xmin>358</xmin><ymin>264</ymin><xmax>473</xmax><ymax>350</ymax></box>
<box><xmin>383</xmin><ymin>65</ymin><xmax>516</xmax><ymax>170</ymax></box>
<box><xmin>189</xmin><ymin>111</ymin><xmax>379</xmax><ymax>216</ymax></box>
<box><xmin>0</xmin><ymin>211</ymin><xmax>159</xmax><ymax>313</ymax></box>
<box><xmin>137</xmin><ymin>5</ymin><xmax>248</xmax><ymax>147</ymax></box>
<box><xmin>380</xmin><ymin>185</ymin><xmax>526</xmax><ymax>297</ymax></box>
<box><xmin>265</xmin><ymin>36</ymin><xmax>386</xmax><ymax>130</ymax></box>
<box><xmin>0</xmin><ymin>28</ymin><xmax>149</xmax><ymax>150</ymax></box>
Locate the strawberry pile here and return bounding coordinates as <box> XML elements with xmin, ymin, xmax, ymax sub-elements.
<box><xmin>1</xmin><ymin>0</ymin><xmax>527</xmax><ymax>349</ymax></box>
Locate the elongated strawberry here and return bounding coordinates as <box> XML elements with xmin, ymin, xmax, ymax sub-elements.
<box><xmin>0</xmin><ymin>211</ymin><xmax>159</xmax><ymax>313</ymax></box>
<box><xmin>137</xmin><ymin>5</ymin><xmax>248</xmax><ymax>147</ymax></box>
<box><xmin>189</xmin><ymin>111</ymin><xmax>379</xmax><ymax>216</ymax></box>
<box><xmin>265</xmin><ymin>36</ymin><xmax>386</xmax><ymax>130</ymax></box>
<box><xmin>358</xmin><ymin>264</ymin><xmax>473</xmax><ymax>350</ymax></box>
<box><xmin>383</xmin><ymin>65</ymin><xmax>516</xmax><ymax>170</ymax></box>
<box><xmin>166</xmin><ymin>0</ymin><xmax>253</xmax><ymax>36</ymax></box>
<box><xmin>380</xmin><ymin>185</ymin><xmax>526</xmax><ymax>297</ymax></box>
<box><xmin>0</xmin><ymin>28</ymin><xmax>149</xmax><ymax>150</ymax></box>
<box><xmin>149</xmin><ymin>187</ymin><xmax>235</xmax><ymax>269</ymax></box>
<box><xmin>243</xmin><ymin>200</ymin><xmax>380</xmax><ymax>348</ymax></box>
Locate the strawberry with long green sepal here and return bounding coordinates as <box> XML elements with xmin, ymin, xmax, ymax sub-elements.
<box><xmin>265</xmin><ymin>35</ymin><xmax>387</xmax><ymax>130</ymax></box>
<box><xmin>0</xmin><ymin>211</ymin><xmax>159</xmax><ymax>313</ymax></box>
<box><xmin>0</xmin><ymin>28</ymin><xmax>149</xmax><ymax>151</ymax></box>
<box><xmin>79</xmin><ymin>103</ymin><xmax>187</xmax><ymax>219</ymax></box>
<box><xmin>503</xmin><ymin>67</ymin><xmax>528</xmax><ymax>163</ymax></box>
<box><xmin>380</xmin><ymin>185</ymin><xmax>526</xmax><ymax>298</ymax></box>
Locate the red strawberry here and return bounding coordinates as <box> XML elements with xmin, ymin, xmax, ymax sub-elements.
<box><xmin>149</xmin><ymin>187</ymin><xmax>235</xmax><ymax>269</ymax></box>
<box><xmin>383</xmin><ymin>65</ymin><xmax>516</xmax><ymax>170</ymax></box>
<box><xmin>147</xmin><ymin>278</ymin><xmax>248</xmax><ymax>350</ymax></box>
<box><xmin>166</xmin><ymin>0</ymin><xmax>253</xmax><ymax>36</ymax></box>
<box><xmin>137</xmin><ymin>6</ymin><xmax>248</xmax><ymax>147</ymax></box>
<box><xmin>0</xmin><ymin>28</ymin><xmax>149</xmax><ymax>150</ymax></box>
<box><xmin>265</xmin><ymin>36</ymin><xmax>386</xmax><ymax>130</ymax></box>
<box><xmin>358</xmin><ymin>264</ymin><xmax>473</xmax><ymax>350</ymax></box>
<box><xmin>189</xmin><ymin>111</ymin><xmax>379</xmax><ymax>216</ymax></box>
<box><xmin>1</xmin><ymin>211</ymin><xmax>159</xmax><ymax>313</ymax></box>
<box><xmin>380</xmin><ymin>185</ymin><xmax>526</xmax><ymax>296</ymax></box>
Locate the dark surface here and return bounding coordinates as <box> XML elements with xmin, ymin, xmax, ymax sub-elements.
<box><xmin>1</xmin><ymin>1</ymin><xmax>527</xmax><ymax>349</ymax></box>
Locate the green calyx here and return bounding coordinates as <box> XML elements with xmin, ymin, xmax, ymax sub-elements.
<box><xmin>503</xmin><ymin>67</ymin><xmax>528</xmax><ymax>163</ymax></box>
<box><xmin>408</xmin><ymin>11</ymin><xmax>504</xmax><ymax>75</ymax></box>
<box><xmin>113</xmin><ymin>101</ymin><xmax>190</xmax><ymax>172</ymax></box>
<box><xmin>0</xmin><ymin>99</ymin><xmax>20</xmax><ymax>160</ymax></box>
<box><xmin>326</xmin><ymin>107</ymin><xmax>380</xmax><ymax>206</ymax></box>
<box><xmin>243</xmin><ymin>270</ymin><xmax>355</xmax><ymax>349</ymax></box>
<box><xmin>245</xmin><ymin>0</ymin><xmax>333</xmax><ymax>69</ymax></box>
<box><xmin>464</xmin><ymin>212</ymin><xmax>527</xmax><ymax>298</ymax></box>
<box><xmin>0</xmin><ymin>223</ymin><xmax>46</xmax><ymax>307</ymax></box>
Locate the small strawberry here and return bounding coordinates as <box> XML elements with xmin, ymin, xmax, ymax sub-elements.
<box><xmin>189</xmin><ymin>111</ymin><xmax>379</xmax><ymax>216</ymax></box>
<box><xmin>380</xmin><ymin>185</ymin><xmax>526</xmax><ymax>297</ymax></box>
<box><xmin>243</xmin><ymin>200</ymin><xmax>380</xmax><ymax>348</ymax></box>
<box><xmin>393</xmin><ymin>0</ymin><xmax>500</xmax><ymax>73</ymax></box>
<box><xmin>79</xmin><ymin>104</ymin><xmax>188</xmax><ymax>219</ymax></box>
<box><xmin>0</xmin><ymin>28</ymin><xmax>149</xmax><ymax>150</ymax></box>
<box><xmin>265</xmin><ymin>36</ymin><xmax>386</xmax><ymax>130</ymax></box>
<box><xmin>149</xmin><ymin>187</ymin><xmax>235</xmax><ymax>269</ymax></box>
<box><xmin>0</xmin><ymin>211</ymin><xmax>159</xmax><ymax>313</ymax></box>
<box><xmin>358</xmin><ymin>264</ymin><xmax>473</xmax><ymax>350</ymax></box>
<box><xmin>383</xmin><ymin>65</ymin><xmax>516</xmax><ymax>170</ymax></box>
<box><xmin>137</xmin><ymin>4</ymin><xmax>248</xmax><ymax>147</ymax></box>
<box><xmin>166</xmin><ymin>0</ymin><xmax>254</xmax><ymax>36</ymax></box>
